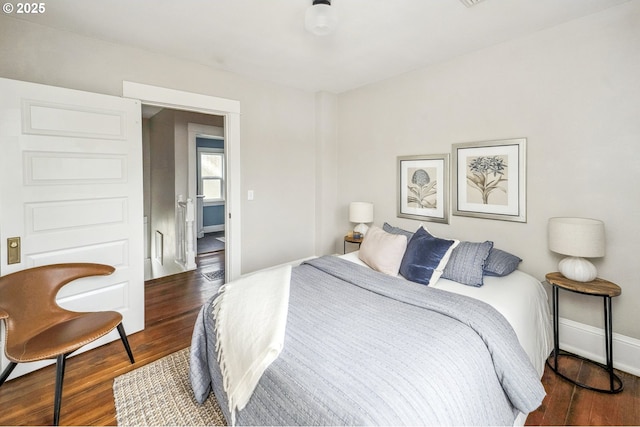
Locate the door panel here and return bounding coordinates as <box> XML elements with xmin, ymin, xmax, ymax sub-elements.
<box><xmin>0</xmin><ymin>77</ymin><xmax>144</xmax><ymax>379</ymax></box>
<box><xmin>24</xmin><ymin>100</ymin><xmax>126</xmax><ymax>139</ymax></box>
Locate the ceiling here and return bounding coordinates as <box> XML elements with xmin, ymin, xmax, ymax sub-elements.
<box><xmin>10</xmin><ymin>0</ymin><xmax>628</xmax><ymax>93</ymax></box>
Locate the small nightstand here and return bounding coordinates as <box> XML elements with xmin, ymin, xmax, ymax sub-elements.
<box><xmin>344</xmin><ymin>233</ymin><xmax>363</xmax><ymax>254</ymax></box>
<box><xmin>545</xmin><ymin>272</ymin><xmax>623</xmax><ymax>393</ymax></box>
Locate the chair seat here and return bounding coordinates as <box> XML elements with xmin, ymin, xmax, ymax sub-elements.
<box><xmin>6</xmin><ymin>311</ymin><xmax>123</xmax><ymax>362</ymax></box>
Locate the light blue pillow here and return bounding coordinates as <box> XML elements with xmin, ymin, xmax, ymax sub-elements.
<box><xmin>399</xmin><ymin>227</ymin><xmax>457</xmax><ymax>286</ymax></box>
<box><xmin>484</xmin><ymin>248</ymin><xmax>522</xmax><ymax>276</ymax></box>
<box><xmin>442</xmin><ymin>241</ymin><xmax>494</xmax><ymax>287</ymax></box>
<box><xmin>382</xmin><ymin>222</ymin><xmax>414</xmax><ymax>242</ymax></box>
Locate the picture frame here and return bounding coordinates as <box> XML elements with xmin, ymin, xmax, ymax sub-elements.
<box><xmin>397</xmin><ymin>154</ymin><xmax>449</xmax><ymax>224</ymax></box>
<box><xmin>452</xmin><ymin>138</ymin><xmax>526</xmax><ymax>222</ymax></box>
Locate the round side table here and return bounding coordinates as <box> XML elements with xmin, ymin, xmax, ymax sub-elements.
<box><xmin>343</xmin><ymin>233</ymin><xmax>363</xmax><ymax>254</ymax></box>
<box><xmin>545</xmin><ymin>272</ymin><xmax>623</xmax><ymax>393</ymax></box>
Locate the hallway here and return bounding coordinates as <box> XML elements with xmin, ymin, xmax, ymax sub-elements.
<box><xmin>197</xmin><ymin>231</ymin><xmax>225</xmax><ymax>255</ymax></box>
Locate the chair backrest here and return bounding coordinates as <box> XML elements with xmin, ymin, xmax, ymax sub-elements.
<box><xmin>0</xmin><ymin>263</ymin><xmax>115</xmax><ymax>344</ymax></box>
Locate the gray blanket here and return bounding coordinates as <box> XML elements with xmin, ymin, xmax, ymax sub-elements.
<box><xmin>190</xmin><ymin>255</ymin><xmax>545</xmax><ymax>426</ymax></box>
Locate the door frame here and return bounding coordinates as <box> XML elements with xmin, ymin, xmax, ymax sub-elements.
<box><xmin>189</xmin><ymin>124</ymin><xmax>225</xmax><ymax>239</ymax></box>
<box><xmin>122</xmin><ymin>82</ymin><xmax>241</xmax><ymax>281</ymax></box>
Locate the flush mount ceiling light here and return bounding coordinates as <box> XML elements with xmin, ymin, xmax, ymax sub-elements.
<box><xmin>305</xmin><ymin>0</ymin><xmax>338</xmax><ymax>36</ymax></box>
<box><xmin>459</xmin><ymin>0</ymin><xmax>487</xmax><ymax>7</ymax></box>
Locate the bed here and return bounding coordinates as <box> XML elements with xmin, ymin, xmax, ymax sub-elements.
<box><xmin>190</xmin><ymin>224</ymin><xmax>553</xmax><ymax>426</ymax></box>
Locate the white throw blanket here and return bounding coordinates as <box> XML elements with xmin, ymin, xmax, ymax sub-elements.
<box><xmin>211</xmin><ymin>265</ymin><xmax>291</xmax><ymax>425</ymax></box>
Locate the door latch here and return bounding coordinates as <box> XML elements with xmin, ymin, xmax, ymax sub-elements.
<box><xmin>7</xmin><ymin>237</ymin><xmax>20</xmax><ymax>265</ymax></box>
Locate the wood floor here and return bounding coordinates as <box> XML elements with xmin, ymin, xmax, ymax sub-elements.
<box><xmin>0</xmin><ymin>251</ymin><xmax>638</xmax><ymax>426</ymax></box>
<box><xmin>0</xmin><ymin>253</ymin><xmax>223</xmax><ymax>426</ymax></box>
<box><xmin>526</xmin><ymin>355</ymin><xmax>640</xmax><ymax>425</ymax></box>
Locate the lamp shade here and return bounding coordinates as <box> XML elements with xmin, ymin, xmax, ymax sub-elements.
<box><xmin>548</xmin><ymin>217</ymin><xmax>605</xmax><ymax>257</ymax></box>
<box><xmin>349</xmin><ymin>202</ymin><xmax>374</xmax><ymax>223</ymax></box>
<box><xmin>305</xmin><ymin>0</ymin><xmax>338</xmax><ymax>36</ymax></box>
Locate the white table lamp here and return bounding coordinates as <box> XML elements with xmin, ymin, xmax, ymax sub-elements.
<box><xmin>349</xmin><ymin>202</ymin><xmax>373</xmax><ymax>236</ymax></box>
<box><xmin>548</xmin><ymin>217</ymin><xmax>605</xmax><ymax>282</ymax></box>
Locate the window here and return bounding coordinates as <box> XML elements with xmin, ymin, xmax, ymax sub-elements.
<box><xmin>198</xmin><ymin>148</ymin><xmax>224</xmax><ymax>202</ymax></box>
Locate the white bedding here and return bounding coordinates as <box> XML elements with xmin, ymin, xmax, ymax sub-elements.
<box><xmin>340</xmin><ymin>251</ymin><xmax>553</xmax><ymax>378</ymax></box>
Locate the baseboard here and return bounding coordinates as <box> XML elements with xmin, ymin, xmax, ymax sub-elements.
<box><xmin>203</xmin><ymin>224</ymin><xmax>224</xmax><ymax>233</ymax></box>
<box><xmin>559</xmin><ymin>317</ymin><xmax>640</xmax><ymax>377</ymax></box>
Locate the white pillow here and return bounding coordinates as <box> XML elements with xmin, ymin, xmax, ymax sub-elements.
<box><xmin>358</xmin><ymin>226</ymin><xmax>408</xmax><ymax>276</ymax></box>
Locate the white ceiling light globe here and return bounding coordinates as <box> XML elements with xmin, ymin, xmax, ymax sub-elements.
<box><xmin>305</xmin><ymin>1</ymin><xmax>338</xmax><ymax>36</ymax></box>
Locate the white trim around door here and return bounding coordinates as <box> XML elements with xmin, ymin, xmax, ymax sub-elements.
<box><xmin>122</xmin><ymin>81</ymin><xmax>241</xmax><ymax>281</ymax></box>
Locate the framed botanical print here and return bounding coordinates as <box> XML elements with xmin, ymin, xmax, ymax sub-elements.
<box><xmin>397</xmin><ymin>154</ymin><xmax>449</xmax><ymax>224</ymax></box>
<box><xmin>452</xmin><ymin>138</ymin><xmax>526</xmax><ymax>222</ymax></box>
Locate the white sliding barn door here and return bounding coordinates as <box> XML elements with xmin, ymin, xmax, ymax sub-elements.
<box><xmin>0</xmin><ymin>77</ymin><xmax>144</xmax><ymax>379</ymax></box>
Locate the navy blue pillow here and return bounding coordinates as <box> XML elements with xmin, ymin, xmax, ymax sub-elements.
<box><xmin>399</xmin><ymin>227</ymin><xmax>457</xmax><ymax>286</ymax></box>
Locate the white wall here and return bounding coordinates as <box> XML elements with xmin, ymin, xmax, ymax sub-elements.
<box><xmin>314</xmin><ymin>92</ymin><xmax>341</xmax><ymax>255</ymax></box>
<box><xmin>334</xmin><ymin>2</ymin><xmax>640</xmax><ymax>340</ymax></box>
<box><xmin>148</xmin><ymin>109</ymin><xmax>177</xmax><ymax>266</ymax></box>
<box><xmin>0</xmin><ymin>16</ymin><xmax>317</xmax><ymax>273</ymax></box>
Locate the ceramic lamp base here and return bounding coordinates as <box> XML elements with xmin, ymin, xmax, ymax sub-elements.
<box><xmin>354</xmin><ymin>223</ymin><xmax>369</xmax><ymax>236</ymax></box>
<box><xmin>559</xmin><ymin>256</ymin><xmax>597</xmax><ymax>282</ymax></box>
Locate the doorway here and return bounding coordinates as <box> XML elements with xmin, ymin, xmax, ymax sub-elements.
<box><xmin>142</xmin><ymin>111</ymin><xmax>225</xmax><ymax>280</ymax></box>
<box><xmin>193</xmin><ymin>129</ymin><xmax>226</xmax><ymax>257</ymax></box>
<box><xmin>125</xmin><ymin>81</ymin><xmax>241</xmax><ymax>283</ymax></box>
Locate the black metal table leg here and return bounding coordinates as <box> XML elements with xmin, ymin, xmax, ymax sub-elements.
<box><xmin>552</xmin><ymin>285</ymin><xmax>559</xmax><ymax>370</ymax></box>
<box><xmin>546</xmin><ymin>283</ymin><xmax>623</xmax><ymax>394</ymax></box>
<box><xmin>603</xmin><ymin>296</ymin><xmax>618</xmax><ymax>392</ymax></box>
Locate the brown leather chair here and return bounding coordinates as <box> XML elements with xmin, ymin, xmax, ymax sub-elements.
<box><xmin>0</xmin><ymin>263</ymin><xmax>135</xmax><ymax>426</ymax></box>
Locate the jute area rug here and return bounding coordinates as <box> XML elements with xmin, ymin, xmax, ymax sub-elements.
<box><xmin>113</xmin><ymin>347</ymin><xmax>226</xmax><ymax>426</ymax></box>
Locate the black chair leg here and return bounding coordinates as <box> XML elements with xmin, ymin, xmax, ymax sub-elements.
<box><xmin>0</xmin><ymin>362</ymin><xmax>17</xmax><ymax>387</ymax></box>
<box><xmin>117</xmin><ymin>323</ymin><xmax>135</xmax><ymax>364</ymax></box>
<box><xmin>53</xmin><ymin>354</ymin><xmax>66</xmax><ymax>426</ymax></box>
